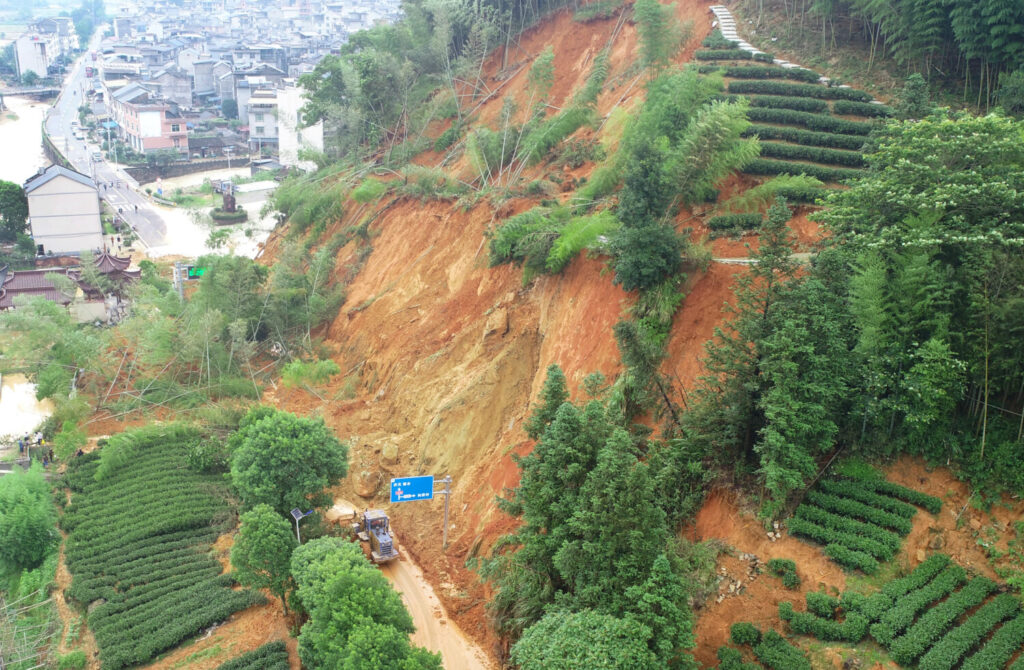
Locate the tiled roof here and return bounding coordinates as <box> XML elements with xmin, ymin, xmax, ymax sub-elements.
<box><xmin>23</xmin><ymin>165</ymin><xmax>96</xmax><ymax>194</ymax></box>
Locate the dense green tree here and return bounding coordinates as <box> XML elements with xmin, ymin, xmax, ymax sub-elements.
<box><xmin>997</xmin><ymin>69</ymin><xmax>1024</xmax><ymax>116</ymax></box>
<box><xmin>0</xmin><ymin>463</ymin><xmax>57</xmax><ymax>571</ymax></box>
<box><xmin>230</xmin><ymin>504</ymin><xmax>297</xmax><ymax>614</ymax></box>
<box><xmin>894</xmin><ymin>73</ymin><xmax>934</xmax><ymax>120</ymax></box>
<box><xmin>221</xmin><ymin>98</ymin><xmax>238</xmax><ymax>119</ymax></box>
<box><xmin>608</xmin><ymin>222</ymin><xmax>685</xmax><ymax>292</ymax></box>
<box><xmin>523</xmin><ymin>364</ymin><xmax>569</xmax><ymax>441</ymax></box>
<box><xmin>0</xmin><ymin>180</ymin><xmax>29</xmax><ymax>242</ymax></box>
<box><xmin>229</xmin><ymin>407</ymin><xmax>349</xmax><ymax>516</ymax></box>
<box><xmin>511</xmin><ymin>610</ymin><xmax>660</xmax><ymax>670</ymax></box>
<box><xmin>291</xmin><ymin>537</ymin><xmax>440</xmax><ymax>669</ymax></box>
<box><xmin>633</xmin><ymin>0</ymin><xmax>679</xmax><ymax>77</ymax></box>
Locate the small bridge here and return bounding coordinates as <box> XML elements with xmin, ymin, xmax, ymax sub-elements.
<box><xmin>0</xmin><ymin>86</ymin><xmax>61</xmax><ymax>99</ymax></box>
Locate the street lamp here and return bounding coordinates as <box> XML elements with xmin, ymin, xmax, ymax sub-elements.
<box><xmin>225</xmin><ymin>145</ymin><xmax>233</xmax><ymax>169</ymax></box>
<box><xmin>290</xmin><ymin>508</ymin><xmax>314</xmax><ymax>543</ymax></box>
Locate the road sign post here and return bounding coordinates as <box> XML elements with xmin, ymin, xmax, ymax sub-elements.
<box><xmin>389</xmin><ymin>475</ymin><xmax>453</xmax><ymax>549</ymax></box>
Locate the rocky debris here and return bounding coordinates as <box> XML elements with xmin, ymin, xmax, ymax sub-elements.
<box><xmin>353</xmin><ymin>468</ymin><xmax>380</xmax><ymax>498</ymax></box>
<box><xmin>969</xmin><ymin>518</ymin><xmax>983</xmax><ymax>531</ymax></box>
<box><xmin>482</xmin><ymin>307</ymin><xmax>508</xmax><ymax>339</ymax></box>
<box><xmin>380</xmin><ymin>440</ymin><xmax>400</xmax><ymax>467</ymax></box>
<box><xmin>715</xmin><ymin>553</ymin><xmax>762</xmax><ymax>603</ymax></box>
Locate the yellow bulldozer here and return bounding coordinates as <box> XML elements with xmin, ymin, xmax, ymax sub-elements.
<box><xmin>352</xmin><ymin>509</ymin><xmax>400</xmax><ymax>564</ymax></box>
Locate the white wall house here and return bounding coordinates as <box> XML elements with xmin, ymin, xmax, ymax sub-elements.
<box><xmin>14</xmin><ymin>33</ymin><xmax>56</xmax><ymax>79</ymax></box>
<box><xmin>277</xmin><ymin>83</ymin><xmax>322</xmax><ymax>171</ymax></box>
<box><xmin>24</xmin><ymin>166</ymin><xmax>103</xmax><ymax>254</ymax></box>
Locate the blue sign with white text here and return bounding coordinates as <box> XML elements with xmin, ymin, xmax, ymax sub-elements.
<box><xmin>390</xmin><ymin>476</ymin><xmax>434</xmax><ymax>503</ymax></box>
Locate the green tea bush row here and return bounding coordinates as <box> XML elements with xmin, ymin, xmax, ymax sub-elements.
<box><xmin>216</xmin><ymin>641</ymin><xmax>290</xmax><ymax>670</ymax></box>
<box><xmin>743</xmin><ymin>159</ymin><xmax>865</xmax><ymax>183</ymax></box>
<box><xmin>788</xmin><ymin>518</ymin><xmax>895</xmax><ymax>560</ymax></box>
<box><xmin>746</xmin><ymin>95</ymin><xmax>829</xmax><ymax>113</ymax></box>
<box><xmin>824</xmin><ymin>543</ymin><xmax>879</xmax><ymax>573</ymax></box>
<box><xmin>746</xmin><ymin>108</ymin><xmax>874</xmax><ymax>135</ymax></box>
<box><xmin>805</xmin><ymin>592</ymin><xmax>839</xmax><ymax>619</ymax></box>
<box><xmin>91</xmin><ymin>573</ymin><xmax>234</xmax><ymax>623</ymax></box>
<box><xmin>888</xmin><ymin>577</ymin><xmax>997</xmax><ymax>665</ymax></box>
<box><xmin>786</xmin><ymin>608</ymin><xmax>870</xmax><ymax>642</ymax></box>
<box><xmin>717</xmin><ymin>646</ymin><xmax>760</xmax><ymax>670</ymax></box>
<box><xmin>961</xmin><ymin>612</ymin><xmax>1024</xmax><ymax>670</ymax></box>
<box><xmin>870</xmin><ymin>565</ymin><xmax>968</xmax><ymax>645</ymax></box>
<box><xmin>723</xmin><ymin>65</ymin><xmax>821</xmax><ymax>82</ymax></box>
<box><xmin>730</xmin><ymin>622</ymin><xmax>761</xmax><ymax>646</ymax></box>
<box><xmin>804</xmin><ymin>490</ymin><xmax>913</xmax><ymax>533</ymax></box>
<box><xmin>857</xmin><ymin>479</ymin><xmax>943</xmax><ymax>515</ymax></box>
<box><xmin>882</xmin><ymin>554</ymin><xmax>951</xmax><ymax>599</ymax></box>
<box><xmin>97</xmin><ymin>590</ymin><xmax>265</xmax><ymax>670</ymax></box>
<box><xmin>696</xmin><ymin>49</ymin><xmax>754</xmax><ymax>61</ymax></box>
<box><xmin>752</xmin><ymin>630</ymin><xmax>811</xmax><ymax>670</ymax></box>
<box><xmin>728</xmin><ymin>80</ymin><xmax>873</xmax><ymax>102</ymax></box>
<box><xmin>708</xmin><ymin>213</ymin><xmax>763</xmax><ymax>231</ymax></box>
<box><xmin>744</xmin><ymin>124</ymin><xmax>867</xmax><ymax>150</ymax></box>
<box><xmin>758</xmin><ymin>142</ymin><xmax>867</xmax><ymax>168</ymax></box>
<box><xmin>817</xmin><ymin>479</ymin><xmax>917</xmax><ymax>517</ymax></box>
<box><xmin>702</xmin><ymin>30</ymin><xmax>738</xmax><ymax>49</ymax></box>
<box><xmin>833</xmin><ymin>100</ymin><xmax>892</xmax><ymax>117</ymax></box>
<box><xmin>91</xmin><ymin>574</ymin><xmax>237</xmax><ymax>637</ymax></box>
<box><xmin>772</xmin><ymin>184</ymin><xmax>826</xmax><ymax>203</ymax></box>
<box><xmin>767</xmin><ymin>558</ymin><xmax>800</xmax><ymax>589</ymax></box>
<box><xmin>71</xmin><ymin>528</ymin><xmax>219</xmax><ymax>573</ymax></box>
<box><xmin>916</xmin><ymin>593</ymin><xmax>1019</xmax><ymax>670</ymax></box>
<box><xmin>794</xmin><ymin>505</ymin><xmax>902</xmax><ymax>552</ymax></box>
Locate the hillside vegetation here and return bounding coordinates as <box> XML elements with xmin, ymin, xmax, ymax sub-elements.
<box><xmin>2</xmin><ymin>0</ymin><xmax>1024</xmax><ymax>668</ymax></box>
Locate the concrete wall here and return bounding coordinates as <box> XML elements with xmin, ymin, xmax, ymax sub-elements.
<box><xmin>125</xmin><ymin>157</ymin><xmax>249</xmax><ymax>183</ymax></box>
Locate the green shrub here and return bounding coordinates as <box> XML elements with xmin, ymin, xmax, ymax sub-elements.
<box><xmin>722</xmin><ymin>65</ymin><xmax>821</xmax><ymax>82</ymax></box>
<box><xmin>717</xmin><ymin>646</ymin><xmax>760</xmax><ymax>670</ymax></box>
<box><xmin>744</xmin><ymin>123</ymin><xmax>867</xmax><ymax>150</ymax></box>
<box><xmin>817</xmin><ymin>479</ymin><xmax>917</xmax><ymax>517</ymax></box>
<box><xmin>545</xmin><ymin>210</ymin><xmax>619</xmax><ymax>273</ymax></box>
<box><xmin>57</xmin><ymin>651</ymin><xmax>87</xmax><ymax>670</ymax></box>
<box><xmin>523</xmin><ymin>106</ymin><xmax>596</xmax><ymax>164</ymax></box>
<box><xmin>823</xmin><ymin>543</ymin><xmax>879</xmax><ymax>573</ymax></box>
<box><xmin>961</xmin><ymin>612</ymin><xmax>1024</xmax><ymax>670</ymax></box>
<box><xmin>758</xmin><ymin>142</ymin><xmax>867</xmax><ymax>168</ymax></box>
<box><xmin>745</xmin><ymin>108</ymin><xmax>874</xmax><ymax>135</ymax></box>
<box><xmin>702</xmin><ymin>30</ymin><xmax>738</xmax><ymax>49</ymax></box>
<box><xmin>752</xmin><ymin>630</ymin><xmax>810</xmax><ymax>670</ymax></box>
<box><xmin>708</xmin><ymin>213</ymin><xmax>762</xmax><ymax>231</ymax></box>
<box><xmin>696</xmin><ymin>49</ymin><xmax>754</xmax><ymax>61</ymax></box>
<box><xmin>832</xmin><ymin>100</ymin><xmax>892</xmax><ymax>117</ymax></box>
<box><xmin>433</xmin><ymin>122</ymin><xmax>462</xmax><ymax>152</ymax></box>
<box><xmin>722</xmin><ymin>174</ymin><xmax>825</xmax><ymax>211</ymax></box>
<box><xmin>573</xmin><ymin>0</ymin><xmax>624</xmax><ymax>22</ymax></box>
<box><xmin>489</xmin><ymin>206</ymin><xmax>568</xmax><ymax>269</ymax></box>
<box><xmin>788</xmin><ymin>517</ymin><xmax>895</xmax><ymax>560</ymax></box>
<box><xmin>888</xmin><ymin>577</ymin><xmax>997</xmax><ymax>665</ymax></box>
<box><xmin>745</xmin><ymin>95</ymin><xmax>829</xmax><ymax>113</ymax></box>
<box><xmin>870</xmin><ymin>564</ymin><xmax>969</xmax><ymax>646</ymax></box>
<box><xmin>782</xmin><ymin>571</ymin><xmax>802</xmax><ymax>589</ymax></box>
<box><xmin>215</xmin><ymin>640</ymin><xmax>290</xmax><ymax>670</ymax></box>
<box><xmin>882</xmin><ymin>554</ymin><xmax>951</xmax><ymax>599</ymax></box>
<box><xmin>838</xmin><ymin>591</ymin><xmax>868</xmax><ymax>615</ymax></box>
<box><xmin>753</xmin><ymin>53</ymin><xmax>774</xmax><ymax>63</ymax></box>
<box><xmin>793</xmin><ymin>505</ymin><xmax>902</xmax><ymax>553</ymax></box>
<box><xmin>350</xmin><ymin>178</ymin><xmax>388</xmax><ymax>203</ymax></box>
<box><xmin>728</xmin><ymin>80</ymin><xmax>873</xmax><ymax>102</ymax></box>
<box><xmin>805</xmin><ymin>592</ymin><xmax>839</xmax><ymax>619</ymax></box>
<box><xmin>779</xmin><ymin>601</ymin><xmax>795</xmax><ymax>621</ymax></box>
<box><xmin>916</xmin><ymin>593</ymin><xmax>1019</xmax><ymax>670</ymax></box>
<box><xmin>788</xmin><ymin>609</ymin><xmax>870</xmax><ymax>642</ymax></box>
<box><xmin>730</xmin><ymin>622</ymin><xmax>761</xmax><ymax>646</ymax></box>
<box><xmin>767</xmin><ymin>558</ymin><xmax>797</xmax><ymax>576</ymax></box>
<box><xmin>743</xmin><ymin>159</ymin><xmax>865</xmax><ymax>183</ymax></box>
<box><xmin>858</xmin><ymin>480</ymin><xmax>943</xmax><ymax>515</ymax></box>
<box><xmin>397</xmin><ymin>165</ymin><xmax>464</xmax><ymax>200</ymax></box>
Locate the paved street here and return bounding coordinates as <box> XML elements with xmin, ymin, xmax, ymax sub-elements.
<box><xmin>43</xmin><ymin>31</ymin><xmax>170</xmax><ymax>249</ymax></box>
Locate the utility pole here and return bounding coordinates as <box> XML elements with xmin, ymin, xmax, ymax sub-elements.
<box><xmin>438</xmin><ymin>476</ymin><xmax>452</xmax><ymax>549</ymax></box>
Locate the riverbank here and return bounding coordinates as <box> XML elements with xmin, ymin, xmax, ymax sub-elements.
<box><xmin>0</xmin><ymin>95</ymin><xmax>48</xmax><ymax>183</ymax></box>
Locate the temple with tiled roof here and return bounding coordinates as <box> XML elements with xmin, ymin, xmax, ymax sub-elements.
<box><xmin>0</xmin><ymin>252</ymin><xmax>140</xmax><ymax>312</ymax></box>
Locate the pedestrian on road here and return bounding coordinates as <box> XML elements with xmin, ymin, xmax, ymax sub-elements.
<box><xmin>134</xmin><ymin>204</ymin><xmax>138</xmax><ymax>212</ymax></box>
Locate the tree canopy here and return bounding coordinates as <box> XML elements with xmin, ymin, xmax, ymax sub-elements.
<box><xmin>0</xmin><ymin>463</ymin><xmax>58</xmax><ymax>572</ymax></box>
<box><xmin>229</xmin><ymin>406</ymin><xmax>349</xmax><ymax>516</ymax></box>
<box><xmin>0</xmin><ymin>180</ymin><xmax>29</xmax><ymax>242</ymax></box>
<box><xmin>230</xmin><ymin>504</ymin><xmax>297</xmax><ymax>614</ymax></box>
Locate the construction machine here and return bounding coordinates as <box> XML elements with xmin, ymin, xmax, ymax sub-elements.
<box><xmin>352</xmin><ymin>509</ymin><xmax>400</xmax><ymax>563</ymax></box>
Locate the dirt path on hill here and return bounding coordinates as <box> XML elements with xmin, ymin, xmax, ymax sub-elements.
<box><xmin>331</xmin><ymin>500</ymin><xmax>494</xmax><ymax>670</ymax></box>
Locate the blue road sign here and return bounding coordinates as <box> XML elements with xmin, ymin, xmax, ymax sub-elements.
<box><xmin>390</xmin><ymin>476</ymin><xmax>434</xmax><ymax>503</ymax></box>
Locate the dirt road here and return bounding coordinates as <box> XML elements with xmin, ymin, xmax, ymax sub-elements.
<box><xmin>330</xmin><ymin>501</ymin><xmax>495</xmax><ymax>670</ymax></box>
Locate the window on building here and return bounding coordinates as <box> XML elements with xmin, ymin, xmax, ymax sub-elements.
<box><xmin>254</xmin><ymin>113</ymin><xmax>264</xmax><ymax>122</ymax></box>
<box><xmin>171</xmin><ymin>124</ymin><xmax>180</xmax><ymax>132</ymax></box>
<box><xmin>255</xmin><ymin>126</ymin><xmax>263</xmax><ymax>135</ymax></box>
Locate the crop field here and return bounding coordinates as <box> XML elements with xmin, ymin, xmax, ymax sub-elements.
<box><xmin>215</xmin><ymin>640</ymin><xmax>289</xmax><ymax>670</ymax></box>
<box><xmin>697</xmin><ymin>30</ymin><xmax>890</xmax><ymax>184</ymax></box>
<box><xmin>787</xmin><ymin>476</ymin><xmax>942</xmax><ymax>573</ymax></box>
<box><xmin>778</xmin><ymin>554</ymin><xmax>1024</xmax><ymax>668</ymax></box>
<box><xmin>62</xmin><ymin>427</ymin><xmax>264</xmax><ymax>670</ymax></box>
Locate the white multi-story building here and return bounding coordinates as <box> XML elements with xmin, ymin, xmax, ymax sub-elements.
<box><xmin>14</xmin><ymin>33</ymin><xmax>57</xmax><ymax>79</ymax></box>
<box><xmin>24</xmin><ymin>166</ymin><xmax>103</xmax><ymax>255</ymax></box>
<box><xmin>277</xmin><ymin>83</ymin><xmax>322</xmax><ymax>171</ymax></box>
